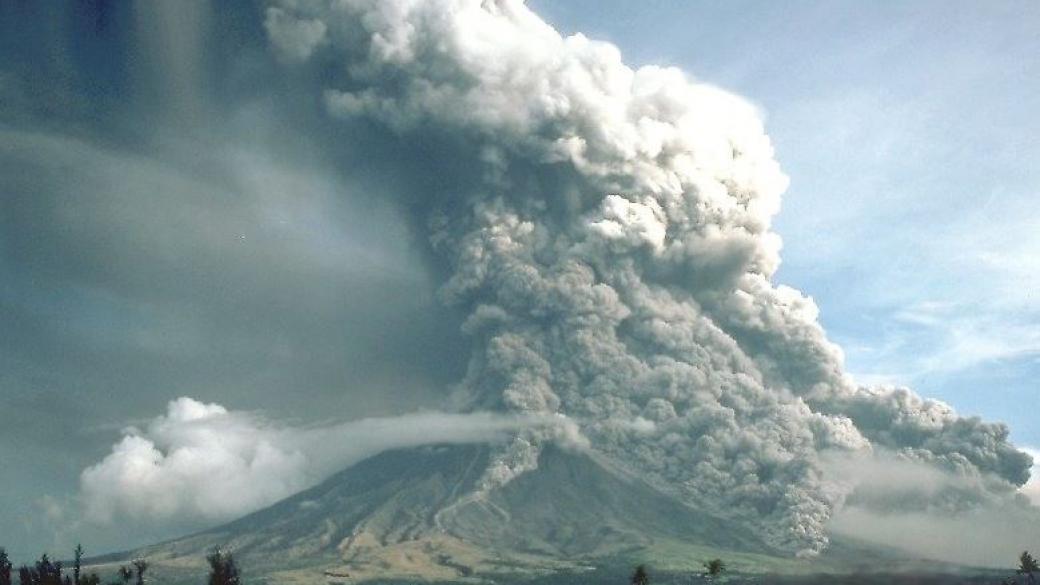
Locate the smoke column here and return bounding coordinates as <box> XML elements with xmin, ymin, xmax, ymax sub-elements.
<box><xmin>262</xmin><ymin>0</ymin><xmax>1032</xmax><ymax>555</ymax></box>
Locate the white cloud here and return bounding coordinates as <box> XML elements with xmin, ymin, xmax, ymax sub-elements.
<box><xmin>889</xmin><ymin>301</ymin><xmax>1040</xmax><ymax>378</ymax></box>
<box><xmin>829</xmin><ymin>505</ymin><xmax>1040</xmax><ymax>569</ymax></box>
<box><xmin>824</xmin><ymin>449</ymin><xmax>1040</xmax><ymax>567</ymax></box>
<box><xmin>1022</xmin><ymin>447</ymin><xmax>1040</xmax><ymax>506</ymax></box>
<box><xmin>80</xmin><ymin>397</ymin><xmax>578</xmax><ymax>525</ymax></box>
<box><xmin>792</xmin><ymin>180</ymin><xmax>1040</xmax><ymax>387</ymax></box>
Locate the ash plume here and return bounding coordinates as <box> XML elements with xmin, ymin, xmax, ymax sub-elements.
<box><xmin>262</xmin><ymin>0</ymin><xmax>1033</xmax><ymax>555</ymax></box>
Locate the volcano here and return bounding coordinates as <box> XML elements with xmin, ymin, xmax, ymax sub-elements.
<box><xmin>108</xmin><ymin>444</ymin><xmax>787</xmax><ymax>583</ymax></box>
<box><xmin>96</xmin><ymin>444</ymin><xmax>1006</xmax><ymax>585</ymax></box>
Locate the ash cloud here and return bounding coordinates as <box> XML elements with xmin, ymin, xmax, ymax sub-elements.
<box><xmin>261</xmin><ymin>0</ymin><xmax>1034</xmax><ymax>556</ymax></box>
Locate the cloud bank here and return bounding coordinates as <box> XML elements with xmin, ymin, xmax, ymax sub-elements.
<box><xmin>81</xmin><ymin>397</ymin><xmax>574</xmax><ymax>525</ymax></box>
<box><xmin>256</xmin><ymin>0</ymin><xmax>1034</xmax><ymax>556</ymax></box>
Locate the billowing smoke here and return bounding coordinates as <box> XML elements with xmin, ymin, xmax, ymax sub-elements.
<box><xmin>260</xmin><ymin>0</ymin><xmax>1033</xmax><ymax>556</ymax></box>
<box><xmin>1023</xmin><ymin>448</ymin><xmax>1040</xmax><ymax>505</ymax></box>
<box><xmin>81</xmin><ymin>397</ymin><xmax>578</xmax><ymax>525</ymax></box>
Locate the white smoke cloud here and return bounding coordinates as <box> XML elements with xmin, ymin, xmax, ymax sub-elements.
<box><xmin>260</xmin><ymin>0</ymin><xmax>1034</xmax><ymax>556</ymax></box>
<box><xmin>818</xmin><ymin>448</ymin><xmax>1040</xmax><ymax>566</ymax></box>
<box><xmin>81</xmin><ymin>397</ymin><xmax>577</xmax><ymax>525</ymax></box>
<box><xmin>829</xmin><ymin>504</ymin><xmax>1040</xmax><ymax>568</ymax></box>
<box><xmin>1022</xmin><ymin>447</ymin><xmax>1040</xmax><ymax>505</ymax></box>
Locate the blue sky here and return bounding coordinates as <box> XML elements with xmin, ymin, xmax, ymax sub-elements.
<box><xmin>532</xmin><ymin>0</ymin><xmax>1040</xmax><ymax>448</ymax></box>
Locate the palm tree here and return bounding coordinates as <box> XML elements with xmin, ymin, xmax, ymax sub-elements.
<box><xmin>130</xmin><ymin>561</ymin><xmax>146</xmax><ymax>585</ymax></box>
<box><xmin>630</xmin><ymin>564</ymin><xmax>649</xmax><ymax>585</ymax></box>
<box><xmin>703</xmin><ymin>558</ymin><xmax>726</xmax><ymax>579</ymax></box>
<box><xmin>72</xmin><ymin>546</ymin><xmax>82</xmax><ymax>585</ymax></box>
<box><xmin>206</xmin><ymin>548</ymin><xmax>240</xmax><ymax>585</ymax></box>
<box><xmin>1</xmin><ymin>548</ymin><xmax>12</xmax><ymax>585</ymax></box>
<box><xmin>18</xmin><ymin>554</ymin><xmax>65</xmax><ymax>585</ymax></box>
<box><xmin>1019</xmin><ymin>551</ymin><xmax>1039</xmax><ymax>584</ymax></box>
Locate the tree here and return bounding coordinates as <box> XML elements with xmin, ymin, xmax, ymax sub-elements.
<box><xmin>206</xmin><ymin>548</ymin><xmax>240</xmax><ymax>585</ymax></box>
<box><xmin>130</xmin><ymin>561</ymin><xmax>146</xmax><ymax>585</ymax></box>
<box><xmin>18</xmin><ymin>554</ymin><xmax>65</xmax><ymax>585</ymax></box>
<box><xmin>116</xmin><ymin>566</ymin><xmax>131</xmax><ymax>585</ymax></box>
<box><xmin>72</xmin><ymin>546</ymin><xmax>82</xmax><ymax>585</ymax></box>
<box><xmin>1</xmin><ymin>548</ymin><xmax>12</xmax><ymax>585</ymax></box>
<box><xmin>1019</xmin><ymin>551</ymin><xmax>1040</xmax><ymax>584</ymax></box>
<box><xmin>703</xmin><ymin>558</ymin><xmax>726</xmax><ymax>578</ymax></box>
<box><xmin>630</xmin><ymin>564</ymin><xmax>649</xmax><ymax>585</ymax></box>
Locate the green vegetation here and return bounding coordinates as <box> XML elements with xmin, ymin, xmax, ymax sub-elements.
<box><xmin>0</xmin><ymin>546</ymin><xmax>237</xmax><ymax>585</ymax></box>
<box><xmin>627</xmin><ymin>559</ymin><xmax>725</xmax><ymax>585</ymax></box>
<box><xmin>1020</xmin><ymin>551</ymin><xmax>1040</xmax><ymax>581</ymax></box>
<box><xmin>2</xmin><ymin>548</ymin><xmax>13</xmax><ymax>585</ymax></box>
<box><xmin>5</xmin><ymin>546</ymin><xmax>108</xmax><ymax>585</ymax></box>
<box><xmin>630</xmin><ymin>565</ymin><xmax>649</xmax><ymax>585</ymax></box>
<box><xmin>998</xmin><ymin>550</ymin><xmax>1040</xmax><ymax>585</ymax></box>
<box><xmin>703</xmin><ymin>559</ymin><xmax>726</xmax><ymax>578</ymax></box>
<box><xmin>0</xmin><ymin>541</ymin><xmax>1030</xmax><ymax>585</ymax></box>
<box><xmin>205</xmin><ymin>548</ymin><xmax>240</xmax><ymax>585</ymax></box>
<box><xmin>625</xmin><ymin>537</ymin><xmax>807</xmax><ymax>575</ymax></box>
<box><xmin>130</xmin><ymin>560</ymin><xmax>147</xmax><ymax>585</ymax></box>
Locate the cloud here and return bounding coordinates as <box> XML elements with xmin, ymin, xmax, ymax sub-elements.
<box><xmin>264</xmin><ymin>7</ymin><xmax>327</xmax><ymax>63</ymax></box>
<box><xmin>829</xmin><ymin>504</ymin><xmax>1040</xmax><ymax>569</ymax></box>
<box><xmin>1022</xmin><ymin>447</ymin><xmax>1040</xmax><ymax>506</ymax></box>
<box><xmin>0</xmin><ymin>125</ymin><xmax>473</xmax><ymax>447</ymax></box>
<box><xmin>261</xmin><ymin>0</ymin><xmax>1034</xmax><ymax>556</ymax></box>
<box><xmin>847</xmin><ymin>300</ymin><xmax>1040</xmax><ymax>383</ymax></box>
<box><xmin>80</xmin><ymin>397</ymin><xmax>579</xmax><ymax>526</ymax></box>
<box><xmin>821</xmin><ymin>449</ymin><xmax>1040</xmax><ymax>567</ymax></box>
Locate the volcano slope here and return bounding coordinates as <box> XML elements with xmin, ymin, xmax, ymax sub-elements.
<box><xmin>96</xmin><ymin>444</ymin><xmax>1005</xmax><ymax>585</ymax></box>
<box><xmin>105</xmin><ymin>443</ymin><xmax>782</xmax><ymax>583</ymax></box>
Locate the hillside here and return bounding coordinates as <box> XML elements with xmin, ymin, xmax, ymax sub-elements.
<box><xmin>90</xmin><ymin>445</ymin><xmax>1004</xmax><ymax>585</ymax></box>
